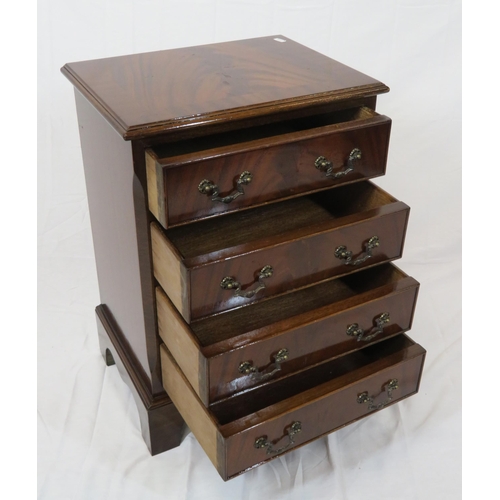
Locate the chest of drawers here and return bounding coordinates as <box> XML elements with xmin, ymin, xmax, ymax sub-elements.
<box><xmin>62</xmin><ymin>35</ymin><xmax>425</xmax><ymax>480</ymax></box>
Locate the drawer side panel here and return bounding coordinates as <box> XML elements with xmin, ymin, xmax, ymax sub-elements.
<box><xmin>156</xmin><ymin>287</ymin><xmax>207</xmax><ymax>403</ymax></box>
<box><xmin>151</xmin><ymin>223</ymin><xmax>189</xmax><ymax>320</ymax></box>
<box><xmin>160</xmin><ymin>345</ymin><xmax>223</xmax><ymax>475</ymax></box>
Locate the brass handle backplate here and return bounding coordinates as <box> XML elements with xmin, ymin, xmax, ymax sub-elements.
<box><xmin>347</xmin><ymin>312</ymin><xmax>391</xmax><ymax>342</ymax></box>
<box><xmin>238</xmin><ymin>348</ymin><xmax>289</xmax><ymax>382</ymax></box>
<box><xmin>220</xmin><ymin>265</ymin><xmax>273</xmax><ymax>299</ymax></box>
<box><xmin>198</xmin><ymin>171</ymin><xmax>253</xmax><ymax>204</ymax></box>
<box><xmin>315</xmin><ymin>148</ymin><xmax>362</xmax><ymax>179</ymax></box>
<box><xmin>335</xmin><ymin>235</ymin><xmax>380</xmax><ymax>266</ymax></box>
<box><xmin>254</xmin><ymin>421</ymin><xmax>302</xmax><ymax>455</ymax></box>
<box><xmin>357</xmin><ymin>379</ymin><xmax>399</xmax><ymax>411</ymax></box>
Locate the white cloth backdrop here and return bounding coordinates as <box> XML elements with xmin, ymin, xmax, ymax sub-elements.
<box><xmin>38</xmin><ymin>1</ymin><xmax>461</xmax><ymax>498</ymax></box>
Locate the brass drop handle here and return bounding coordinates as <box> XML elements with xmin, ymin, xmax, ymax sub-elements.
<box><xmin>220</xmin><ymin>265</ymin><xmax>273</xmax><ymax>299</ymax></box>
<box><xmin>335</xmin><ymin>236</ymin><xmax>380</xmax><ymax>266</ymax></box>
<box><xmin>357</xmin><ymin>379</ymin><xmax>399</xmax><ymax>411</ymax></box>
<box><xmin>198</xmin><ymin>171</ymin><xmax>253</xmax><ymax>204</ymax></box>
<box><xmin>347</xmin><ymin>312</ymin><xmax>391</xmax><ymax>342</ymax></box>
<box><xmin>315</xmin><ymin>148</ymin><xmax>362</xmax><ymax>178</ymax></box>
<box><xmin>254</xmin><ymin>421</ymin><xmax>302</xmax><ymax>455</ymax></box>
<box><xmin>238</xmin><ymin>348</ymin><xmax>289</xmax><ymax>381</ymax></box>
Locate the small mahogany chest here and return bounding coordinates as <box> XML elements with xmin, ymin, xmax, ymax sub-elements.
<box><xmin>62</xmin><ymin>35</ymin><xmax>425</xmax><ymax>481</ymax></box>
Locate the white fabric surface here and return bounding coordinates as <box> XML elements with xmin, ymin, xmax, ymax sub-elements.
<box><xmin>38</xmin><ymin>1</ymin><xmax>461</xmax><ymax>498</ymax></box>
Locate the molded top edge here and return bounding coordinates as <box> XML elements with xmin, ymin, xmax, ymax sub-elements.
<box><xmin>61</xmin><ymin>35</ymin><xmax>389</xmax><ymax>140</ymax></box>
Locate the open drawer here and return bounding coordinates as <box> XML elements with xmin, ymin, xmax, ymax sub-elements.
<box><xmin>151</xmin><ymin>181</ymin><xmax>409</xmax><ymax>322</ymax></box>
<box><xmin>156</xmin><ymin>263</ymin><xmax>419</xmax><ymax>405</ymax></box>
<box><xmin>146</xmin><ymin>106</ymin><xmax>391</xmax><ymax>228</ymax></box>
<box><xmin>160</xmin><ymin>334</ymin><xmax>426</xmax><ymax>481</ymax></box>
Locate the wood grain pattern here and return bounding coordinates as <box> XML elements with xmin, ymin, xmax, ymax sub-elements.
<box><xmin>61</xmin><ymin>36</ymin><xmax>389</xmax><ymax>140</ymax></box>
<box><xmin>160</xmin><ymin>335</ymin><xmax>425</xmax><ymax>481</ymax></box>
<box><xmin>154</xmin><ymin>263</ymin><xmax>419</xmax><ymax>405</ymax></box>
<box><xmin>152</xmin><ymin>182</ymin><xmax>410</xmax><ymax>322</ymax></box>
<box><xmin>147</xmin><ymin>106</ymin><xmax>391</xmax><ymax>227</ymax></box>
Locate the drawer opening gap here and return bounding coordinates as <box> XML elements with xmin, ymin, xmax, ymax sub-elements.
<box><xmin>190</xmin><ymin>264</ymin><xmax>408</xmax><ymax>347</ymax></box>
<box><xmin>165</xmin><ymin>181</ymin><xmax>397</xmax><ymax>259</ymax></box>
<box><xmin>149</xmin><ymin>107</ymin><xmax>377</xmax><ymax>160</ymax></box>
<box><xmin>209</xmin><ymin>334</ymin><xmax>415</xmax><ymax>425</ymax></box>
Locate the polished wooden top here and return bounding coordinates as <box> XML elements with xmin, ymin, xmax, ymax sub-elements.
<box><xmin>62</xmin><ymin>35</ymin><xmax>389</xmax><ymax>140</ymax></box>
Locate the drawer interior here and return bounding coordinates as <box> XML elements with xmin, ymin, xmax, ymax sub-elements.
<box><xmin>210</xmin><ymin>334</ymin><xmax>415</xmax><ymax>425</ymax></box>
<box><xmin>150</xmin><ymin>106</ymin><xmax>377</xmax><ymax>160</ymax></box>
<box><xmin>191</xmin><ymin>263</ymin><xmax>407</xmax><ymax>347</ymax></box>
<box><xmin>166</xmin><ymin>181</ymin><xmax>396</xmax><ymax>258</ymax></box>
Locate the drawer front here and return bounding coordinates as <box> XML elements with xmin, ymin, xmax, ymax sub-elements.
<box><xmin>156</xmin><ymin>266</ymin><xmax>419</xmax><ymax>406</ymax></box>
<box><xmin>148</xmin><ymin>111</ymin><xmax>391</xmax><ymax>228</ymax></box>
<box><xmin>208</xmin><ymin>281</ymin><xmax>419</xmax><ymax>402</ymax></box>
<box><xmin>189</xmin><ymin>206</ymin><xmax>409</xmax><ymax>319</ymax></box>
<box><xmin>160</xmin><ymin>337</ymin><xmax>426</xmax><ymax>481</ymax></box>
<box><xmin>223</xmin><ymin>347</ymin><xmax>424</xmax><ymax>479</ymax></box>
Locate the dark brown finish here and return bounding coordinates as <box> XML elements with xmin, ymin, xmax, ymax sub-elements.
<box><xmin>96</xmin><ymin>305</ymin><xmax>185</xmax><ymax>455</ymax></box>
<box><xmin>75</xmin><ymin>91</ymin><xmax>165</xmax><ymax>394</ymax></box>
<box><xmin>156</xmin><ymin>263</ymin><xmax>419</xmax><ymax>405</ymax></box>
<box><xmin>61</xmin><ymin>36</ymin><xmax>389</xmax><ymax>140</ymax></box>
<box><xmin>147</xmin><ymin>106</ymin><xmax>391</xmax><ymax>228</ymax></box>
<box><xmin>161</xmin><ymin>334</ymin><xmax>426</xmax><ymax>480</ymax></box>
<box><xmin>153</xmin><ymin>181</ymin><xmax>410</xmax><ymax>322</ymax></box>
<box><xmin>63</xmin><ymin>37</ymin><xmax>424</xmax><ymax>474</ymax></box>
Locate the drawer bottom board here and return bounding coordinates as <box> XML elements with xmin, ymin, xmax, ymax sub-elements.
<box><xmin>161</xmin><ymin>334</ymin><xmax>425</xmax><ymax>480</ymax></box>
